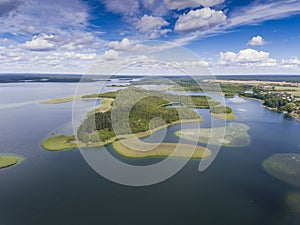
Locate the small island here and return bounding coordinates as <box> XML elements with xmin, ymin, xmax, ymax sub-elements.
<box><xmin>175</xmin><ymin>122</ymin><xmax>251</xmax><ymax>147</ymax></box>
<box><xmin>0</xmin><ymin>155</ymin><xmax>23</xmax><ymax>169</ymax></box>
<box><xmin>113</xmin><ymin>139</ymin><xmax>211</xmax><ymax>159</ymax></box>
<box><xmin>210</xmin><ymin>105</ymin><xmax>237</xmax><ymax>120</ymax></box>
<box><xmin>41</xmin><ymin>135</ymin><xmax>78</xmax><ymax>151</ymax></box>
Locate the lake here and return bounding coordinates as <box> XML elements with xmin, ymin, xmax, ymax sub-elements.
<box><xmin>0</xmin><ymin>81</ymin><xmax>300</xmax><ymax>225</ymax></box>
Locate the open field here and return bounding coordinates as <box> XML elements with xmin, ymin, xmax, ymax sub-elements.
<box><xmin>215</xmin><ymin>79</ymin><xmax>300</xmax><ymax>98</ymax></box>
<box><xmin>214</xmin><ymin>79</ymin><xmax>300</xmax><ymax>87</ymax></box>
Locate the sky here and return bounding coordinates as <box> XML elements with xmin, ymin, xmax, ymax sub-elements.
<box><xmin>0</xmin><ymin>0</ymin><xmax>300</xmax><ymax>75</ymax></box>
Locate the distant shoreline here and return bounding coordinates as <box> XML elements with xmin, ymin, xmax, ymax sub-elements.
<box><xmin>1</xmin><ymin>74</ymin><xmax>300</xmax><ymax>84</ymax></box>
<box><xmin>240</xmin><ymin>95</ymin><xmax>300</xmax><ymax>122</ymax></box>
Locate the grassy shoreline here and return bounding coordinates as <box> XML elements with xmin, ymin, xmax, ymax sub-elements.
<box><xmin>40</xmin><ymin>96</ymin><xmax>81</xmax><ymax>104</ymax></box>
<box><xmin>211</xmin><ymin>112</ymin><xmax>237</xmax><ymax>120</ymax></box>
<box><xmin>40</xmin><ymin>96</ymin><xmax>103</xmax><ymax>104</ymax></box>
<box><xmin>88</xmin><ymin>98</ymin><xmax>114</xmax><ymax>115</ymax></box>
<box><xmin>41</xmin><ymin>118</ymin><xmax>203</xmax><ymax>151</ymax></box>
<box><xmin>241</xmin><ymin>95</ymin><xmax>300</xmax><ymax>122</ymax></box>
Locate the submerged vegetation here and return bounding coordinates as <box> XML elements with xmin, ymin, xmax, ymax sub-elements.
<box><xmin>287</xmin><ymin>192</ymin><xmax>300</xmax><ymax>214</ymax></box>
<box><xmin>263</xmin><ymin>154</ymin><xmax>300</xmax><ymax>188</ymax></box>
<box><xmin>175</xmin><ymin>123</ymin><xmax>250</xmax><ymax>147</ymax></box>
<box><xmin>0</xmin><ymin>155</ymin><xmax>23</xmax><ymax>169</ymax></box>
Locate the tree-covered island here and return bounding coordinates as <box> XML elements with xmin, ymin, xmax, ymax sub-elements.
<box><xmin>41</xmin><ymin>87</ymin><xmax>234</xmax><ymax>158</ymax></box>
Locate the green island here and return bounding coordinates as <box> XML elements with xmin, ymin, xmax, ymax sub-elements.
<box><xmin>224</xmin><ymin>93</ymin><xmax>235</xmax><ymax>98</ymax></box>
<box><xmin>112</xmin><ymin>139</ymin><xmax>211</xmax><ymax>159</ymax></box>
<box><xmin>175</xmin><ymin>122</ymin><xmax>251</xmax><ymax>147</ymax></box>
<box><xmin>0</xmin><ymin>155</ymin><xmax>23</xmax><ymax>169</ymax></box>
<box><xmin>106</xmin><ymin>84</ymin><xmax>127</xmax><ymax>88</ymax></box>
<box><xmin>287</xmin><ymin>192</ymin><xmax>300</xmax><ymax>214</ymax></box>
<box><xmin>41</xmin><ymin>135</ymin><xmax>78</xmax><ymax>151</ymax></box>
<box><xmin>41</xmin><ymin>87</ymin><xmax>234</xmax><ymax>158</ymax></box>
<box><xmin>263</xmin><ymin>153</ymin><xmax>300</xmax><ymax>188</ymax></box>
<box><xmin>210</xmin><ymin>105</ymin><xmax>237</xmax><ymax>120</ymax></box>
<box><xmin>211</xmin><ymin>113</ymin><xmax>236</xmax><ymax>120</ymax></box>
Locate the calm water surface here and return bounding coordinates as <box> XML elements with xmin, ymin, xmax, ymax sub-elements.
<box><xmin>0</xmin><ymin>82</ymin><xmax>300</xmax><ymax>225</ymax></box>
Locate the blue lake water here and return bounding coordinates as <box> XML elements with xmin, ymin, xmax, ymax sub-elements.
<box><xmin>0</xmin><ymin>82</ymin><xmax>300</xmax><ymax>225</ymax></box>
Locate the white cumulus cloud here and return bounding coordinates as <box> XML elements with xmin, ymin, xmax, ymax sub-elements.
<box><xmin>136</xmin><ymin>15</ymin><xmax>170</xmax><ymax>38</ymax></box>
<box><xmin>281</xmin><ymin>58</ymin><xmax>300</xmax><ymax>68</ymax></box>
<box><xmin>247</xmin><ymin>35</ymin><xmax>266</xmax><ymax>46</ymax></box>
<box><xmin>108</xmin><ymin>38</ymin><xmax>147</xmax><ymax>51</ymax></box>
<box><xmin>174</xmin><ymin>7</ymin><xmax>227</xmax><ymax>32</ymax></box>
<box><xmin>219</xmin><ymin>48</ymin><xmax>277</xmax><ymax>67</ymax></box>
<box><xmin>22</xmin><ymin>33</ymin><xmax>56</xmax><ymax>51</ymax></box>
<box><xmin>102</xmin><ymin>50</ymin><xmax>119</xmax><ymax>61</ymax></box>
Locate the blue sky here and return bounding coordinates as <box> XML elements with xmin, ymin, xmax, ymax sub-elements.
<box><xmin>0</xmin><ymin>0</ymin><xmax>300</xmax><ymax>74</ymax></box>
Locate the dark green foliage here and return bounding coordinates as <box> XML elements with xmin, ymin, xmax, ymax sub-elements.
<box><xmin>263</xmin><ymin>95</ymin><xmax>287</xmax><ymax>109</ymax></box>
<box><xmin>240</xmin><ymin>86</ymin><xmax>296</xmax><ymax>113</ymax></box>
<box><xmin>210</xmin><ymin>106</ymin><xmax>232</xmax><ymax>114</ymax></box>
<box><xmin>224</xmin><ymin>93</ymin><xmax>235</xmax><ymax>97</ymax></box>
<box><xmin>97</xmin><ymin>129</ymin><xmax>115</xmax><ymax>141</ymax></box>
<box><xmin>82</xmin><ymin>90</ymin><xmax>120</xmax><ymax>99</ymax></box>
<box><xmin>281</xmin><ymin>103</ymin><xmax>295</xmax><ymax>113</ymax></box>
<box><xmin>220</xmin><ymin>83</ymin><xmax>253</xmax><ymax>95</ymax></box>
<box><xmin>77</xmin><ymin>111</ymin><xmax>114</xmax><ymax>142</ymax></box>
<box><xmin>77</xmin><ymin>87</ymin><xmax>230</xmax><ymax>143</ymax></box>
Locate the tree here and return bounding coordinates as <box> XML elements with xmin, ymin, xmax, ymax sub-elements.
<box><xmin>285</xmin><ymin>103</ymin><xmax>294</xmax><ymax>113</ymax></box>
